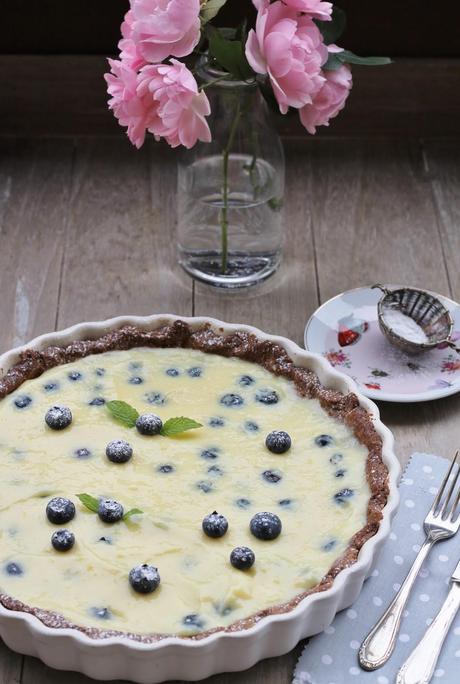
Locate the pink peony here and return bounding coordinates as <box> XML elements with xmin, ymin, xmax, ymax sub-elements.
<box><xmin>299</xmin><ymin>64</ymin><xmax>352</xmax><ymax>134</ymax></box>
<box><xmin>245</xmin><ymin>0</ymin><xmax>328</xmax><ymax>114</ymax></box>
<box><xmin>104</xmin><ymin>58</ymin><xmax>160</xmax><ymax>148</ymax></box>
<box><xmin>137</xmin><ymin>60</ymin><xmax>211</xmax><ymax>149</ymax></box>
<box><xmin>130</xmin><ymin>0</ymin><xmax>201</xmax><ymax>63</ymax></box>
<box><xmin>281</xmin><ymin>0</ymin><xmax>333</xmax><ymax>20</ymax></box>
<box><xmin>118</xmin><ymin>10</ymin><xmax>146</xmax><ymax>70</ymax></box>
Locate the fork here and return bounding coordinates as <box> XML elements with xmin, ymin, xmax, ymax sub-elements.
<box><xmin>359</xmin><ymin>451</ymin><xmax>460</xmax><ymax>671</ymax></box>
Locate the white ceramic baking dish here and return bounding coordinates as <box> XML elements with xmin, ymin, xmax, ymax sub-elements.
<box><xmin>0</xmin><ymin>314</ymin><xmax>399</xmax><ymax>683</ymax></box>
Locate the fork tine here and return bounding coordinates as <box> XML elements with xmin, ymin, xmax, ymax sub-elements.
<box><xmin>431</xmin><ymin>451</ymin><xmax>459</xmax><ymax>516</ymax></box>
<box><xmin>440</xmin><ymin>457</ymin><xmax>460</xmax><ymax>518</ymax></box>
<box><xmin>447</xmin><ymin>473</ymin><xmax>460</xmax><ymax>521</ymax></box>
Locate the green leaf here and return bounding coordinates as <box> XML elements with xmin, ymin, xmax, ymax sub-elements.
<box><xmin>160</xmin><ymin>417</ymin><xmax>203</xmax><ymax>437</ymax></box>
<box><xmin>207</xmin><ymin>26</ymin><xmax>254</xmax><ymax>81</ymax></box>
<box><xmin>123</xmin><ymin>507</ymin><xmax>144</xmax><ymax>521</ymax></box>
<box><xmin>337</xmin><ymin>50</ymin><xmax>392</xmax><ymax>66</ymax></box>
<box><xmin>201</xmin><ymin>0</ymin><xmax>227</xmax><ymax>25</ymax></box>
<box><xmin>315</xmin><ymin>7</ymin><xmax>347</xmax><ymax>44</ymax></box>
<box><xmin>323</xmin><ymin>52</ymin><xmax>344</xmax><ymax>71</ymax></box>
<box><xmin>106</xmin><ymin>400</ymin><xmax>139</xmax><ymax>428</ymax></box>
<box><xmin>77</xmin><ymin>493</ymin><xmax>99</xmax><ymax>514</ymax></box>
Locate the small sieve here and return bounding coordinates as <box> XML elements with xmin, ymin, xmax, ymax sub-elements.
<box><xmin>372</xmin><ymin>284</ymin><xmax>460</xmax><ymax>355</ymax></box>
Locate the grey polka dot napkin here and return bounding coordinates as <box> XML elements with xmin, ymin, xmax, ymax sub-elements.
<box><xmin>293</xmin><ymin>453</ymin><xmax>460</xmax><ymax>684</ymax></box>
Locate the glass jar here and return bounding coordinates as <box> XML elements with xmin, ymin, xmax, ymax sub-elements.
<box><xmin>177</xmin><ymin>60</ymin><xmax>285</xmax><ymax>289</ymax></box>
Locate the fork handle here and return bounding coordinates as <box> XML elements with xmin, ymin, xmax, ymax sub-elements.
<box><xmin>396</xmin><ymin>581</ymin><xmax>460</xmax><ymax>684</ymax></box>
<box><xmin>359</xmin><ymin>538</ymin><xmax>435</xmax><ymax>670</ymax></box>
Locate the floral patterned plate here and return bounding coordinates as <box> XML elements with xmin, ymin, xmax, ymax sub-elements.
<box><xmin>304</xmin><ymin>286</ymin><xmax>460</xmax><ymax>402</ymax></box>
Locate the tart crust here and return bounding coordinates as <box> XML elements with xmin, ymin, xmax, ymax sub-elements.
<box><xmin>0</xmin><ymin>321</ymin><xmax>389</xmax><ymax>642</ymax></box>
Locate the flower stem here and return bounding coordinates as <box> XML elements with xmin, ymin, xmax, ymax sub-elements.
<box><xmin>220</xmin><ymin>98</ymin><xmax>241</xmax><ymax>274</ymax></box>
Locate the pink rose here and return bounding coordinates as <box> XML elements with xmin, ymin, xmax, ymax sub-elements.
<box><xmin>104</xmin><ymin>58</ymin><xmax>160</xmax><ymax>148</ymax></box>
<box><xmin>245</xmin><ymin>0</ymin><xmax>328</xmax><ymax>114</ymax></box>
<box><xmin>130</xmin><ymin>0</ymin><xmax>201</xmax><ymax>62</ymax></box>
<box><xmin>299</xmin><ymin>64</ymin><xmax>352</xmax><ymax>134</ymax></box>
<box><xmin>281</xmin><ymin>0</ymin><xmax>333</xmax><ymax>20</ymax></box>
<box><xmin>118</xmin><ymin>10</ymin><xmax>146</xmax><ymax>70</ymax></box>
<box><xmin>138</xmin><ymin>60</ymin><xmax>211</xmax><ymax>149</ymax></box>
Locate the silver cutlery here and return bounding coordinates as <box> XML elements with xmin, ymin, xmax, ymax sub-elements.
<box><xmin>396</xmin><ymin>555</ymin><xmax>460</xmax><ymax>684</ymax></box>
<box><xmin>359</xmin><ymin>451</ymin><xmax>460</xmax><ymax>671</ymax></box>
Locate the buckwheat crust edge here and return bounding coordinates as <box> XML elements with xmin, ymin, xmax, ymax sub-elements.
<box><xmin>0</xmin><ymin>321</ymin><xmax>389</xmax><ymax>643</ymax></box>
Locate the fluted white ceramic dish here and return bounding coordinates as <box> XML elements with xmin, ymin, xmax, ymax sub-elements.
<box><xmin>0</xmin><ymin>314</ymin><xmax>399</xmax><ymax>683</ymax></box>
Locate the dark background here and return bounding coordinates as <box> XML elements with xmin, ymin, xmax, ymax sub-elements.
<box><xmin>3</xmin><ymin>0</ymin><xmax>460</xmax><ymax>57</ymax></box>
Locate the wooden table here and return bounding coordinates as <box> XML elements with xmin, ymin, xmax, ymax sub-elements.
<box><xmin>1</xmin><ymin>135</ymin><xmax>459</xmax><ymax>684</ymax></box>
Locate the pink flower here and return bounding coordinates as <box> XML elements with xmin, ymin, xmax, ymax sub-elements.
<box><xmin>130</xmin><ymin>0</ymin><xmax>201</xmax><ymax>62</ymax></box>
<box><xmin>104</xmin><ymin>58</ymin><xmax>160</xmax><ymax>148</ymax></box>
<box><xmin>245</xmin><ymin>0</ymin><xmax>328</xmax><ymax>114</ymax></box>
<box><xmin>138</xmin><ymin>60</ymin><xmax>211</xmax><ymax>149</ymax></box>
<box><xmin>282</xmin><ymin>0</ymin><xmax>333</xmax><ymax>20</ymax></box>
<box><xmin>299</xmin><ymin>64</ymin><xmax>352</xmax><ymax>133</ymax></box>
<box><xmin>118</xmin><ymin>10</ymin><xmax>146</xmax><ymax>70</ymax></box>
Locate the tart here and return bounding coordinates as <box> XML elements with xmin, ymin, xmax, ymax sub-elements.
<box><xmin>0</xmin><ymin>320</ymin><xmax>388</xmax><ymax>642</ymax></box>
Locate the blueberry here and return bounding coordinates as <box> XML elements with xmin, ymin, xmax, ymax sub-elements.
<box><xmin>214</xmin><ymin>602</ymin><xmax>233</xmax><ymax>617</ymax></box>
<box><xmin>220</xmin><ymin>393</ymin><xmax>244</xmax><ymax>407</ymax></box>
<box><xmin>74</xmin><ymin>447</ymin><xmax>92</xmax><ymax>459</ymax></box>
<box><xmin>46</xmin><ymin>497</ymin><xmax>76</xmax><ymax>524</ymax></box>
<box><xmin>68</xmin><ymin>371</ymin><xmax>82</xmax><ymax>381</ymax></box>
<box><xmin>255</xmin><ymin>389</ymin><xmax>279</xmax><ymax>405</ymax></box>
<box><xmin>201</xmin><ymin>448</ymin><xmax>220</xmax><ymax>461</ymax></box>
<box><xmin>14</xmin><ymin>395</ymin><xmax>32</xmax><ymax>409</ymax></box>
<box><xmin>145</xmin><ymin>392</ymin><xmax>167</xmax><ymax>406</ymax></box>
<box><xmin>157</xmin><ymin>464</ymin><xmax>174</xmax><ymax>474</ymax></box>
<box><xmin>209</xmin><ymin>416</ymin><xmax>225</xmax><ymax>428</ymax></box>
<box><xmin>202</xmin><ymin>511</ymin><xmax>228</xmax><ymax>538</ymax></box>
<box><xmin>334</xmin><ymin>488</ymin><xmax>354</xmax><ymax>504</ymax></box>
<box><xmin>45</xmin><ymin>405</ymin><xmax>72</xmax><ymax>430</ymax></box>
<box><xmin>278</xmin><ymin>499</ymin><xmax>292</xmax><ymax>507</ymax></box>
<box><xmin>183</xmin><ymin>614</ymin><xmax>204</xmax><ymax>630</ymax></box>
<box><xmin>91</xmin><ymin>607</ymin><xmax>111</xmax><ymax>620</ymax></box>
<box><xmin>236</xmin><ymin>497</ymin><xmax>251</xmax><ymax>509</ymax></box>
<box><xmin>89</xmin><ymin>397</ymin><xmax>105</xmax><ymax>406</ymax></box>
<box><xmin>244</xmin><ymin>420</ymin><xmax>259</xmax><ymax>432</ymax></box>
<box><xmin>322</xmin><ymin>539</ymin><xmax>337</xmax><ymax>552</ymax></box>
<box><xmin>329</xmin><ymin>453</ymin><xmax>343</xmax><ymax>465</ymax></box>
<box><xmin>250</xmin><ymin>512</ymin><xmax>282</xmax><ymax>540</ymax></box>
<box><xmin>239</xmin><ymin>375</ymin><xmax>255</xmax><ymax>387</ymax></box>
<box><xmin>98</xmin><ymin>499</ymin><xmax>124</xmax><ymax>523</ymax></box>
<box><xmin>265</xmin><ymin>430</ymin><xmax>291</xmax><ymax>454</ymax></box>
<box><xmin>43</xmin><ymin>382</ymin><xmax>59</xmax><ymax>392</ymax></box>
<box><xmin>5</xmin><ymin>562</ymin><xmax>23</xmax><ymax>576</ymax></box>
<box><xmin>196</xmin><ymin>481</ymin><xmax>213</xmax><ymax>493</ymax></box>
<box><xmin>136</xmin><ymin>413</ymin><xmax>163</xmax><ymax>436</ymax></box>
<box><xmin>129</xmin><ymin>376</ymin><xmax>144</xmax><ymax>385</ymax></box>
<box><xmin>166</xmin><ymin>368</ymin><xmax>180</xmax><ymax>377</ymax></box>
<box><xmin>335</xmin><ymin>469</ymin><xmax>347</xmax><ymax>478</ymax></box>
<box><xmin>98</xmin><ymin>536</ymin><xmax>112</xmax><ymax>544</ymax></box>
<box><xmin>315</xmin><ymin>434</ymin><xmax>334</xmax><ymax>448</ymax></box>
<box><xmin>129</xmin><ymin>564</ymin><xmax>160</xmax><ymax>594</ymax></box>
<box><xmin>262</xmin><ymin>469</ymin><xmax>283</xmax><ymax>484</ymax></box>
<box><xmin>188</xmin><ymin>367</ymin><xmax>202</xmax><ymax>377</ymax></box>
<box><xmin>95</xmin><ymin>368</ymin><xmax>106</xmax><ymax>377</ymax></box>
<box><xmin>230</xmin><ymin>546</ymin><xmax>255</xmax><ymax>570</ymax></box>
<box><xmin>106</xmin><ymin>440</ymin><xmax>133</xmax><ymax>464</ymax></box>
<box><xmin>51</xmin><ymin>529</ymin><xmax>75</xmax><ymax>552</ymax></box>
<box><xmin>208</xmin><ymin>465</ymin><xmax>223</xmax><ymax>477</ymax></box>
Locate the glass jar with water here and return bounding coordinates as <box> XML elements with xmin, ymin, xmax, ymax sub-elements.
<box><xmin>177</xmin><ymin>59</ymin><xmax>285</xmax><ymax>289</ymax></box>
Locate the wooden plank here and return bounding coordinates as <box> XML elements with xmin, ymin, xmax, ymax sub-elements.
<box><xmin>56</xmin><ymin>137</ymin><xmax>190</xmax><ymax>329</ymax></box>
<box><xmin>1</xmin><ymin>57</ymin><xmax>459</xmax><ymax>139</ymax></box>
<box><xmin>194</xmin><ymin>141</ymin><xmax>319</xmax><ymax>346</ymax></box>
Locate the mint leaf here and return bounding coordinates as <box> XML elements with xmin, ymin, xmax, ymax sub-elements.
<box><xmin>208</xmin><ymin>27</ymin><xmax>254</xmax><ymax>81</ymax></box>
<box><xmin>123</xmin><ymin>507</ymin><xmax>144</xmax><ymax>521</ymax></box>
<box><xmin>315</xmin><ymin>7</ymin><xmax>347</xmax><ymax>44</ymax></box>
<box><xmin>201</xmin><ymin>0</ymin><xmax>227</xmax><ymax>25</ymax></box>
<box><xmin>106</xmin><ymin>400</ymin><xmax>139</xmax><ymax>428</ymax></box>
<box><xmin>160</xmin><ymin>417</ymin><xmax>203</xmax><ymax>437</ymax></box>
<box><xmin>337</xmin><ymin>50</ymin><xmax>392</xmax><ymax>66</ymax></box>
<box><xmin>77</xmin><ymin>493</ymin><xmax>99</xmax><ymax>513</ymax></box>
